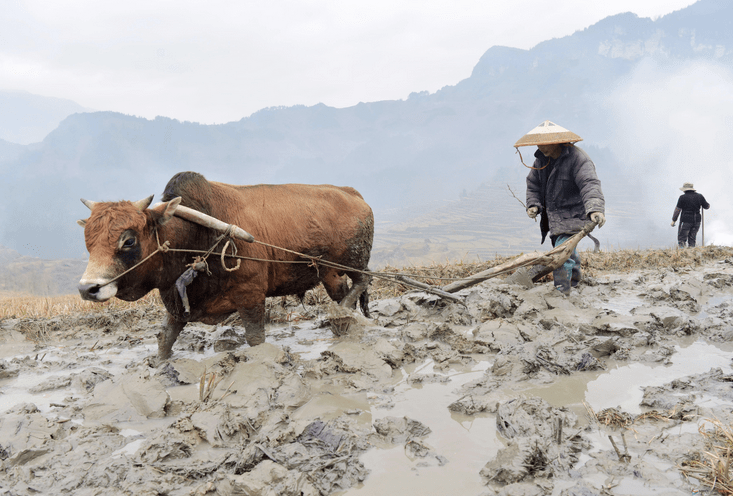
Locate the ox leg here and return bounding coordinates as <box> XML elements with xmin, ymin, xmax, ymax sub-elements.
<box><xmin>340</xmin><ymin>271</ymin><xmax>371</xmax><ymax>316</ymax></box>
<box><xmin>157</xmin><ymin>314</ymin><xmax>185</xmax><ymax>360</ymax></box>
<box><xmin>239</xmin><ymin>301</ymin><xmax>266</xmax><ymax>346</ymax></box>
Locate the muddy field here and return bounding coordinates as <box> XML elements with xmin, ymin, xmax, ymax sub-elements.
<box><xmin>3</xmin><ymin>251</ymin><xmax>733</xmax><ymax>495</ymax></box>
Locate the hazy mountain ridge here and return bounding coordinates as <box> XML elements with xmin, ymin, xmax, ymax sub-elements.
<box><xmin>0</xmin><ymin>90</ymin><xmax>91</xmax><ymax>145</ymax></box>
<box><xmin>0</xmin><ymin>0</ymin><xmax>730</xmax><ymax>267</ymax></box>
<box><xmin>0</xmin><ymin>245</ymin><xmax>85</xmax><ymax>296</ymax></box>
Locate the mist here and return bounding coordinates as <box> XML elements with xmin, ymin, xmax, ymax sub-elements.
<box><xmin>605</xmin><ymin>58</ymin><xmax>733</xmax><ymax>247</ymax></box>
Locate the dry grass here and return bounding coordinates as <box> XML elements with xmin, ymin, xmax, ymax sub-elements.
<box><xmin>0</xmin><ymin>291</ymin><xmax>162</xmax><ymax>319</ymax></box>
<box><xmin>370</xmin><ymin>245</ymin><xmax>733</xmax><ymax>299</ymax></box>
<box><xmin>583</xmin><ymin>402</ymin><xmax>676</xmax><ymax>430</ymax></box>
<box><xmin>581</xmin><ymin>245</ymin><xmax>733</xmax><ymax>278</ymax></box>
<box><xmin>371</xmin><ymin>253</ymin><xmax>518</xmax><ymax>299</ymax></box>
<box><xmin>1</xmin><ymin>245</ymin><xmax>731</xmax><ymax>319</ymax></box>
<box><xmin>680</xmin><ymin>418</ymin><xmax>733</xmax><ymax>495</ymax></box>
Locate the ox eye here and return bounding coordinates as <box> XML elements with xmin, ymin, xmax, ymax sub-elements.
<box><xmin>121</xmin><ymin>237</ymin><xmax>136</xmax><ymax>249</ymax></box>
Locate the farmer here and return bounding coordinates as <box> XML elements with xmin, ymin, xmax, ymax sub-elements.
<box><xmin>515</xmin><ymin>120</ymin><xmax>605</xmax><ymax>295</ymax></box>
<box><xmin>671</xmin><ymin>182</ymin><xmax>709</xmax><ymax>248</ymax></box>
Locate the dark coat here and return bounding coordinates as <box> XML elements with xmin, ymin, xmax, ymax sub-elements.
<box><xmin>526</xmin><ymin>145</ymin><xmax>605</xmax><ymax>243</ymax></box>
<box><xmin>673</xmin><ymin>191</ymin><xmax>710</xmax><ymax>223</ymax></box>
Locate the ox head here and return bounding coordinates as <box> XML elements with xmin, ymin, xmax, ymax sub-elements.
<box><xmin>77</xmin><ymin>195</ymin><xmax>181</xmax><ymax>302</ymax></box>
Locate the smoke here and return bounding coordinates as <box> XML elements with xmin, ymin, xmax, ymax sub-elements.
<box><xmin>605</xmin><ymin>58</ymin><xmax>733</xmax><ymax>247</ymax></box>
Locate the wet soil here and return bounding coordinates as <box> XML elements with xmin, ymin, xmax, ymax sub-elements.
<box><xmin>3</xmin><ymin>257</ymin><xmax>733</xmax><ymax>495</ymax></box>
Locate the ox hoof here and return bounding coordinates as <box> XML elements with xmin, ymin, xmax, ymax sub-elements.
<box><xmin>329</xmin><ymin>302</ymin><xmax>357</xmax><ymax>337</ymax></box>
<box><xmin>245</xmin><ymin>329</ymin><xmax>266</xmax><ymax>347</ymax></box>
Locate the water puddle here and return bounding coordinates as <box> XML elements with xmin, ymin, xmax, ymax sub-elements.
<box><xmin>696</xmin><ymin>294</ymin><xmax>733</xmax><ymax>319</ymax></box>
<box><xmin>585</xmin><ymin>340</ymin><xmax>733</xmax><ymax>413</ymax></box>
<box><xmin>0</xmin><ymin>320</ymin><xmax>332</xmax><ymax>415</ymax></box>
<box><xmin>345</xmin><ymin>360</ymin><xmax>502</xmax><ymax>495</ymax></box>
<box><xmin>523</xmin><ymin>340</ymin><xmax>733</xmax><ymax>416</ymax></box>
<box><xmin>266</xmin><ymin>321</ymin><xmax>335</xmax><ymax>360</ymax></box>
<box><xmin>598</xmin><ymin>294</ymin><xmax>645</xmax><ymax>315</ymax></box>
<box><xmin>0</xmin><ymin>343</ymin><xmax>159</xmax><ymax>414</ymax></box>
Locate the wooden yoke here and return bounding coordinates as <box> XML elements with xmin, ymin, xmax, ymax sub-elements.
<box><xmin>441</xmin><ymin>221</ymin><xmax>598</xmax><ymax>294</ymax></box>
<box><xmin>153</xmin><ymin>201</ymin><xmax>256</xmax><ymax>243</ymax></box>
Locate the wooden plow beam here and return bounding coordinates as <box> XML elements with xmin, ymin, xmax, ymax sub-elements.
<box><xmin>439</xmin><ymin>220</ymin><xmax>599</xmax><ymax>294</ymax></box>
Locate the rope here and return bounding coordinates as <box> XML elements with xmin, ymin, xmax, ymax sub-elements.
<box><xmin>515</xmin><ymin>143</ymin><xmax>575</xmax><ymax>170</ymax></box>
<box><xmin>517</xmin><ymin>147</ymin><xmax>550</xmax><ymax>170</ymax></box>
<box><xmin>221</xmin><ymin>239</ymin><xmax>241</xmax><ymax>272</ymax></box>
<box><xmin>164</xmin><ymin>243</ymin><xmax>508</xmax><ymax>285</ymax></box>
<box><xmin>516</xmin><ymin>147</ymin><xmax>548</xmax><ymax>170</ymax></box>
<box><xmin>94</xmin><ymin>218</ymin><xmax>525</xmax><ymax>292</ymax></box>
<box><xmin>97</xmin><ymin>235</ymin><xmax>171</xmax><ymax>287</ymax></box>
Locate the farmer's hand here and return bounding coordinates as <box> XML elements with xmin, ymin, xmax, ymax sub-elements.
<box><xmin>527</xmin><ymin>206</ymin><xmax>539</xmax><ymax>219</ymax></box>
<box><xmin>590</xmin><ymin>212</ymin><xmax>605</xmax><ymax>228</ymax></box>
<box><xmin>671</xmin><ymin>221</ymin><xmax>676</xmax><ymax>227</ymax></box>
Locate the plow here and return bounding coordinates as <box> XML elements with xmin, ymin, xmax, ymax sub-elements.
<box><xmin>164</xmin><ymin>203</ymin><xmax>600</xmax><ymax>304</ymax></box>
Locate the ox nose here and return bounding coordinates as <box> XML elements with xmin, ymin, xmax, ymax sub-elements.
<box><xmin>78</xmin><ymin>283</ymin><xmax>102</xmax><ymax>301</ymax></box>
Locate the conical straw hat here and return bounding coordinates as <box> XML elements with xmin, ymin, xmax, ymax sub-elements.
<box><xmin>514</xmin><ymin>120</ymin><xmax>583</xmax><ymax>148</ymax></box>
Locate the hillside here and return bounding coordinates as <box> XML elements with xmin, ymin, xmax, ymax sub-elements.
<box><xmin>0</xmin><ymin>90</ymin><xmax>91</xmax><ymax>145</ymax></box>
<box><xmin>0</xmin><ymin>0</ymin><xmax>730</xmax><ymax>265</ymax></box>
<box><xmin>0</xmin><ymin>246</ymin><xmax>86</xmax><ymax>296</ymax></box>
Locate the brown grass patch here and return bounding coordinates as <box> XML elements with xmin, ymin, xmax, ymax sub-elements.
<box><xmin>680</xmin><ymin>418</ymin><xmax>733</xmax><ymax>495</ymax></box>
<box><xmin>0</xmin><ymin>291</ymin><xmax>163</xmax><ymax>319</ymax></box>
<box><xmin>581</xmin><ymin>245</ymin><xmax>733</xmax><ymax>278</ymax></box>
<box><xmin>2</xmin><ymin>245</ymin><xmax>731</xmax><ymax>318</ymax></box>
<box><xmin>370</xmin><ymin>245</ymin><xmax>733</xmax><ymax>299</ymax></box>
<box><xmin>370</xmin><ymin>254</ymin><xmax>518</xmax><ymax>300</ymax></box>
<box><xmin>583</xmin><ymin>402</ymin><xmax>676</xmax><ymax>430</ymax></box>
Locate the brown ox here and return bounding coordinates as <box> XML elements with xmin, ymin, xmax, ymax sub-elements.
<box><xmin>78</xmin><ymin>172</ymin><xmax>373</xmax><ymax>360</ymax></box>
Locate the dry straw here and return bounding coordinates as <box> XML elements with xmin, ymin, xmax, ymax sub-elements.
<box><xmin>0</xmin><ymin>291</ymin><xmax>162</xmax><ymax>319</ymax></box>
<box><xmin>680</xmin><ymin>418</ymin><xmax>733</xmax><ymax>494</ymax></box>
<box><xmin>1</xmin><ymin>246</ymin><xmax>731</xmax><ymax>319</ymax></box>
<box><xmin>372</xmin><ymin>245</ymin><xmax>733</xmax><ymax>299</ymax></box>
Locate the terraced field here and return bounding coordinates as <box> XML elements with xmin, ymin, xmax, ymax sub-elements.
<box><xmin>372</xmin><ymin>176</ymin><xmax>646</xmax><ymax>268</ymax></box>
<box><xmin>373</xmin><ymin>181</ymin><xmax>551</xmax><ymax>267</ymax></box>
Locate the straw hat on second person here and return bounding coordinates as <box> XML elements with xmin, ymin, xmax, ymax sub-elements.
<box><xmin>680</xmin><ymin>182</ymin><xmax>695</xmax><ymax>192</ymax></box>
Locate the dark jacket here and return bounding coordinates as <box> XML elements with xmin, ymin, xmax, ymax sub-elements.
<box><xmin>526</xmin><ymin>145</ymin><xmax>605</xmax><ymax>243</ymax></box>
<box><xmin>673</xmin><ymin>191</ymin><xmax>709</xmax><ymax>223</ymax></box>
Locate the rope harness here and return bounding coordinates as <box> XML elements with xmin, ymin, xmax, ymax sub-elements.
<box><xmin>91</xmin><ymin>209</ymin><xmax>595</xmax><ymax>315</ymax></box>
<box><xmin>93</xmin><ymin>218</ymin><xmax>503</xmax><ymax>303</ymax></box>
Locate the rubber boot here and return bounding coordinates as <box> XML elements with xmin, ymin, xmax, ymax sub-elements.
<box><xmin>570</xmin><ymin>252</ymin><xmax>582</xmax><ymax>288</ymax></box>
<box><xmin>553</xmin><ymin>266</ymin><xmax>572</xmax><ymax>296</ymax></box>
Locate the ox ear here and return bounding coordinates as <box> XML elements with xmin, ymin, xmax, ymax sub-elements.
<box><xmin>133</xmin><ymin>195</ymin><xmax>154</xmax><ymax>211</ymax></box>
<box><xmin>150</xmin><ymin>197</ymin><xmax>182</xmax><ymax>226</ymax></box>
<box><xmin>77</xmin><ymin>219</ymin><xmax>87</xmax><ymax>228</ymax></box>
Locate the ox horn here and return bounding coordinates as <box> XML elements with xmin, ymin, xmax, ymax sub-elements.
<box><xmin>80</xmin><ymin>198</ymin><xmax>98</xmax><ymax>210</ymax></box>
<box><xmin>133</xmin><ymin>195</ymin><xmax>154</xmax><ymax>211</ymax></box>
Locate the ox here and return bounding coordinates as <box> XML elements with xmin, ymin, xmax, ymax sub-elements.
<box><xmin>78</xmin><ymin>171</ymin><xmax>374</xmax><ymax>360</ymax></box>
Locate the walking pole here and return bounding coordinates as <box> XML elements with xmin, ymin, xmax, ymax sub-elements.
<box><xmin>677</xmin><ymin>221</ymin><xmax>681</xmax><ymax>249</ymax></box>
<box><xmin>702</xmin><ymin>209</ymin><xmax>705</xmax><ymax>247</ymax></box>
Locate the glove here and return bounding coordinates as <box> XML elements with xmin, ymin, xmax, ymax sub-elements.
<box><xmin>527</xmin><ymin>206</ymin><xmax>539</xmax><ymax>219</ymax></box>
<box><xmin>671</xmin><ymin>221</ymin><xmax>676</xmax><ymax>227</ymax></box>
<box><xmin>590</xmin><ymin>212</ymin><xmax>605</xmax><ymax>228</ymax></box>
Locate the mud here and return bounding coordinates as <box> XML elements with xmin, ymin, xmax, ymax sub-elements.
<box><xmin>3</xmin><ymin>257</ymin><xmax>733</xmax><ymax>495</ymax></box>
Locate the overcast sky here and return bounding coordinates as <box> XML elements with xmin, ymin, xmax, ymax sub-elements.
<box><xmin>1</xmin><ymin>0</ymin><xmax>698</xmax><ymax>124</ymax></box>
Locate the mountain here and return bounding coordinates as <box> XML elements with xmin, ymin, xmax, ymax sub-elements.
<box><xmin>0</xmin><ymin>0</ymin><xmax>731</xmax><ymax>268</ymax></box>
<box><xmin>0</xmin><ymin>245</ymin><xmax>85</xmax><ymax>296</ymax></box>
<box><xmin>0</xmin><ymin>90</ymin><xmax>91</xmax><ymax>145</ymax></box>
<box><xmin>0</xmin><ymin>138</ymin><xmax>24</xmax><ymax>163</ymax></box>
